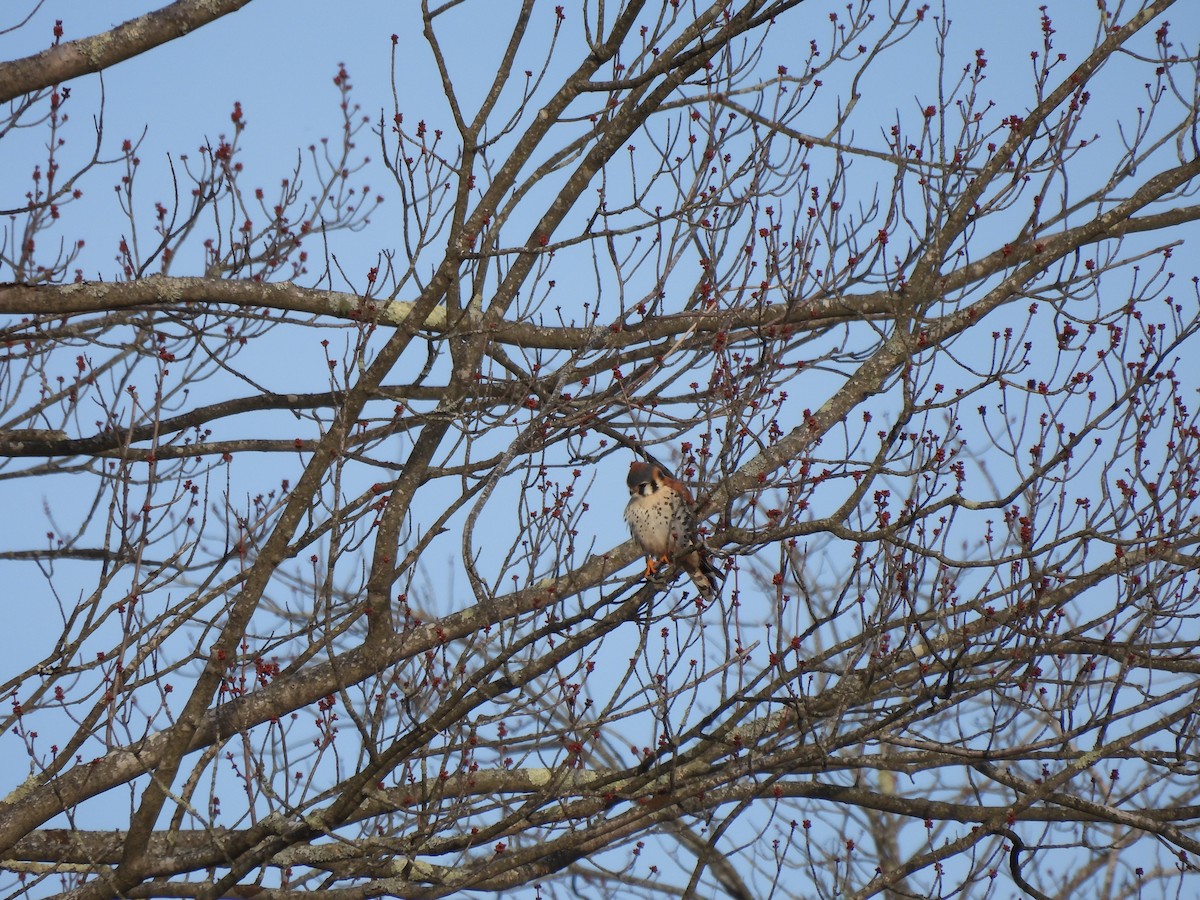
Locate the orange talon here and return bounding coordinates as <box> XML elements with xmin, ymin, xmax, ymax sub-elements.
<box><xmin>642</xmin><ymin>554</ymin><xmax>672</xmax><ymax>578</ymax></box>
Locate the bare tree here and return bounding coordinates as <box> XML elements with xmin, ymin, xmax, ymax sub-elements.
<box><xmin>1</xmin><ymin>1</ymin><xmax>1199</xmax><ymax>897</ymax></box>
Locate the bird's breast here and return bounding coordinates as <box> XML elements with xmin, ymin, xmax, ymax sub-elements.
<box><xmin>625</xmin><ymin>496</ymin><xmax>674</xmax><ymax>555</ymax></box>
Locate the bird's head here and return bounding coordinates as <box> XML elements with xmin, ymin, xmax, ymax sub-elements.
<box><xmin>627</xmin><ymin>460</ymin><xmax>661</xmax><ymax>497</ymax></box>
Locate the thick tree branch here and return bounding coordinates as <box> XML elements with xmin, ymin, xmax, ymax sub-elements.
<box><xmin>0</xmin><ymin>0</ymin><xmax>255</xmax><ymax>104</ymax></box>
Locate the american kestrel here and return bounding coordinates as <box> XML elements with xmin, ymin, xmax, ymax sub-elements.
<box><xmin>624</xmin><ymin>460</ymin><xmax>722</xmax><ymax>600</ymax></box>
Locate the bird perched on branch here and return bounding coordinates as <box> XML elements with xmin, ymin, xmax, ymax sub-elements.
<box><xmin>624</xmin><ymin>460</ymin><xmax>722</xmax><ymax>601</ymax></box>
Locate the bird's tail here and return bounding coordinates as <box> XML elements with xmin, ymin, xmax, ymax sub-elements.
<box><xmin>689</xmin><ymin>549</ymin><xmax>724</xmax><ymax>601</ymax></box>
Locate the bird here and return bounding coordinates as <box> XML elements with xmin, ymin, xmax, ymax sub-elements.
<box><xmin>624</xmin><ymin>460</ymin><xmax>722</xmax><ymax>601</ymax></box>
